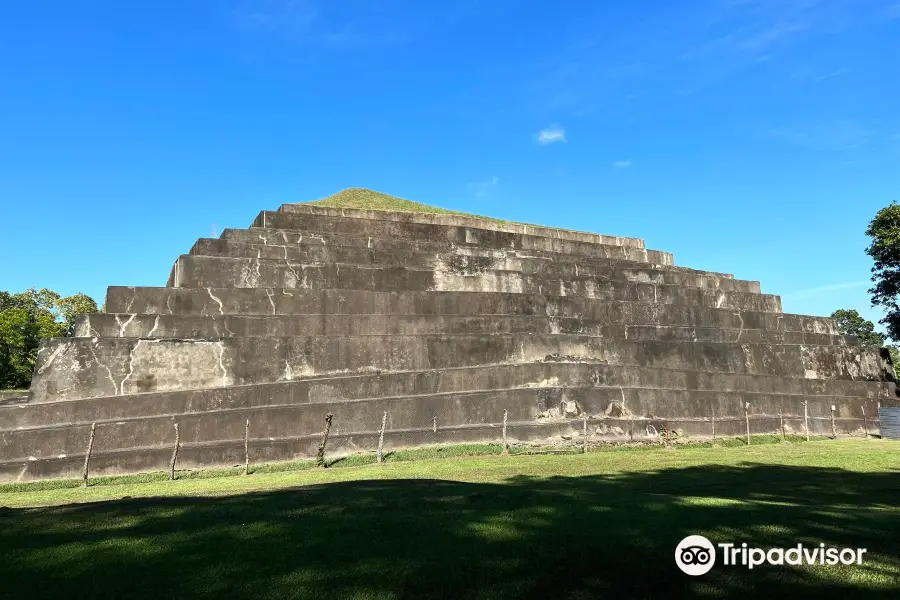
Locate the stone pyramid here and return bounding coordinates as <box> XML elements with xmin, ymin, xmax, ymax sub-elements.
<box><xmin>2</xmin><ymin>191</ymin><xmax>896</xmax><ymax>481</ymax></box>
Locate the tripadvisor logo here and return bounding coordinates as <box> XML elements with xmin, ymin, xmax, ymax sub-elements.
<box><xmin>675</xmin><ymin>535</ymin><xmax>716</xmax><ymax>576</ymax></box>
<box><xmin>675</xmin><ymin>535</ymin><xmax>867</xmax><ymax>576</ymax></box>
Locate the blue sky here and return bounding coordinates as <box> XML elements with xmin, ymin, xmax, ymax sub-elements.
<box><xmin>1</xmin><ymin>1</ymin><xmax>898</xmax><ymax>331</ymax></box>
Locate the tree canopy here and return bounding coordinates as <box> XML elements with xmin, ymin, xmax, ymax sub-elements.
<box><xmin>0</xmin><ymin>288</ymin><xmax>97</xmax><ymax>389</ymax></box>
<box><xmin>865</xmin><ymin>201</ymin><xmax>900</xmax><ymax>340</ymax></box>
<box><xmin>829</xmin><ymin>309</ymin><xmax>885</xmax><ymax>347</ymax></box>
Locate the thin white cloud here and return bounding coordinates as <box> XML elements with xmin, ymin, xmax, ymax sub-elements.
<box><xmin>232</xmin><ymin>0</ymin><xmax>407</xmax><ymax>47</ymax></box>
<box><xmin>234</xmin><ymin>0</ymin><xmax>317</xmax><ymax>34</ymax></box>
<box><xmin>781</xmin><ymin>281</ymin><xmax>869</xmax><ymax>298</ymax></box>
<box><xmin>612</xmin><ymin>159</ymin><xmax>632</xmax><ymax>169</ymax></box>
<box><xmin>766</xmin><ymin>120</ymin><xmax>872</xmax><ymax>151</ymax></box>
<box><xmin>535</xmin><ymin>126</ymin><xmax>566</xmax><ymax>145</ymax></box>
<box><xmin>468</xmin><ymin>176</ymin><xmax>499</xmax><ymax>198</ymax></box>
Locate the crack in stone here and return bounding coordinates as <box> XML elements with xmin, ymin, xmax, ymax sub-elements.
<box><xmin>284</xmin><ymin>260</ymin><xmax>301</xmax><ymax>288</ymax></box>
<box><xmin>124</xmin><ymin>289</ymin><xmax>136</xmax><ymax>314</ymax></box>
<box><xmin>115</xmin><ymin>313</ymin><xmax>137</xmax><ymax>338</ymax></box>
<box><xmin>120</xmin><ymin>339</ymin><xmax>164</xmax><ymax>395</ymax></box>
<box><xmin>147</xmin><ymin>315</ymin><xmax>161</xmax><ymax>337</ymax></box>
<box><xmin>265</xmin><ymin>288</ymin><xmax>276</xmax><ymax>315</ymax></box>
<box><xmin>215</xmin><ymin>341</ymin><xmax>228</xmax><ymax>386</ymax></box>
<box><xmin>36</xmin><ymin>345</ymin><xmax>64</xmax><ymax>375</ymax></box>
<box><xmin>733</xmin><ymin>312</ymin><xmax>744</xmax><ymax>343</ymax></box>
<box><xmin>88</xmin><ymin>341</ymin><xmax>118</xmax><ymax>396</ymax></box>
<box><xmin>207</xmin><ymin>288</ymin><xmax>224</xmax><ymax>315</ymax></box>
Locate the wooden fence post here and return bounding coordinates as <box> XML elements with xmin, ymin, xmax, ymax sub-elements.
<box><xmin>804</xmin><ymin>401</ymin><xmax>810</xmax><ymax>441</ymax></box>
<box><xmin>501</xmin><ymin>410</ymin><xmax>509</xmax><ymax>455</ymax></box>
<box><xmin>244</xmin><ymin>419</ymin><xmax>250</xmax><ymax>475</ymax></box>
<box><xmin>81</xmin><ymin>422</ymin><xmax>96</xmax><ymax>487</ymax></box>
<box><xmin>664</xmin><ymin>421</ymin><xmax>670</xmax><ymax>449</ymax></box>
<box><xmin>780</xmin><ymin>411</ymin><xmax>785</xmax><ymax>441</ymax></box>
<box><xmin>862</xmin><ymin>405</ymin><xmax>868</xmax><ymax>439</ymax></box>
<box><xmin>582</xmin><ymin>412</ymin><xmax>588</xmax><ymax>454</ymax></box>
<box><xmin>744</xmin><ymin>402</ymin><xmax>751</xmax><ymax>446</ymax></box>
<box><xmin>433</xmin><ymin>416</ymin><xmax>437</xmax><ymax>434</ymax></box>
<box><xmin>831</xmin><ymin>405</ymin><xmax>836</xmax><ymax>439</ymax></box>
<box><xmin>169</xmin><ymin>423</ymin><xmax>180</xmax><ymax>481</ymax></box>
<box><xmin>316</xmin><ymin>413</ymin><xmax>333</xmax><ymax>467</ymax></box>
<box><xmin>711</xmin><ymin>406</ymin><xmax>716</xmax><ymax>440</ymax></box>
<box><xmin>377</xmin><ymin>411</ymin><xmax>387</xmax><ymax>463</ymax></box>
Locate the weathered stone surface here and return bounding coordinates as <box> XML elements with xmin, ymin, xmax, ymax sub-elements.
<box><xmin>195</xmin><ymin>232</ymin><xmax>673</xmax><ymax>265</ymax></box>
<box><xmin>28</xmin><ymin>334</ymin><xmax>891</xmax><ymax>403</ymax></box>
<box><xmin>109</xmin><ymin>285</ymin><xmax>783</xmax><ymax>316</ymax></box>
<box><xmin>167</xmin><ymin>255</ymin><xmax>759</xmax><ymax>293</ymax></box>
<box><xmin>2</xmin><ymin>202</ymin><xmax>897</xmax><ymax>481</ymax></box>
<box><xmin>5</xmin><ymin>362</ymin><xmax>892</xmax><ymax>430</ymax></box>
<box><xmin>259</xmin><ymin>208</ymin><xmax>646</xmax><ymax>248</ymax></box>
<box><xmin>75</xmin><ymin>313</ymin><xmax>852</xmax><ymax>346</ymax></box>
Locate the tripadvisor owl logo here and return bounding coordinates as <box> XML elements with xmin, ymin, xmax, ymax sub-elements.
<box><xmin>675</xmin><ymin>535</ymin><xmax>716</xmax><ymax>576</ymax></box>
<box><xmin>675</xmin><ymin>535</ymin><xmax>868</xmax><ymax>575</ymax></box>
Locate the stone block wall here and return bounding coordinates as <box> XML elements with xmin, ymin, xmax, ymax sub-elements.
<box><xmin>1</xmin><ymin>203</ymin><xmax>897</xmax><ymax>481</ymax></box>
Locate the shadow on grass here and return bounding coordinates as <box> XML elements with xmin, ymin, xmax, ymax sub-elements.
<box><xmin>0</xmin><ymin>463</ymin><xmax>898</xmax><ymax>600</ymax></box>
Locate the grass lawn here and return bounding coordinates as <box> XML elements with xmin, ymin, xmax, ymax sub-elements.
<box><xmin>1</xmin><ymin>439</ymin><xmax>898</xmax><ymax>599</ymax></box>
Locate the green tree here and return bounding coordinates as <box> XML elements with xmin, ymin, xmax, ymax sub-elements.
<box><xmin>0</xmin><ymin>308</ymin><xmax>40</xmax><ymax>389</ymax></box>
<box><xmin>865</xmin><ymin>201</ymin><xmax>900</xmax><ymax>340</ymax></box>
<box><xmin>829</xmin><ymin>309</ymin><xmax>885</xmax><ymax>346</ymax></box>
<box><xmin>829</xmin><ymin>309</ymin><xmax>900</xmax><ymax>379</ymax></box>
<box><xmin>0</xmin><ymin>288</ymin><xmax>98</xmax><ymax>390</ymax></box>
<box><xmin>58</xmin><ymin>293</ymin><xmax>99</xmax><ymax>335</ymax></box>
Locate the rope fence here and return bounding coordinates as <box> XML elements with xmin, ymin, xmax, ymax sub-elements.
<box><xmin>74</xmin><ymin>405</ymin><xmax>884</xmax><ymax>483</ymax></box>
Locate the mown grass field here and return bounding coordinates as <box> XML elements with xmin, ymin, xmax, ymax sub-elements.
<box><xmin>1</xmin><ymin>438</ymin><xmax>898</xmax><ymax>599</ymax></box>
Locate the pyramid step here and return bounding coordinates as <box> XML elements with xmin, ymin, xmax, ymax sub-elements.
<box><xmin>195</xmin><ymin>235</ymin><xmax>672</xmax><ymax>268</ymax></box>
<box><xmin>76</xmin><ymin>313</ymin><xmax>852</xmax><ymax>347</ymax></box>
<box><xmin>198</xmin><ymin>233</ymin><xmax>752</xmax><ymax>281</ymax></box>
<box><xmin>262</xmin><ymin>206</ymin><xmax>646</xmax><ymax>249</ymax></box>
<box><xmin>5</xmin><ymin>359</ymin><xmax>892</xmax><ymax>431</ymax></box>
<box><xmin>167</xmin><ymin>255</ymin><xmax>761</xmax><ymax>295</ymax></box>
<box><xmin>279</xmin><ymin>202</ymin><xmax>646</xmax><ymax>248</ymax></box>
<box><xmin>218</xmin><ymin>228</ymin><xmax>667</xmax><ymax>263</ymax></box>
<box><xmin>106</xmin><ymin>287</ymin><xmax>784</xmax><ymax>319</ymax></box>
<box><xmin>27</xmin><ymin>334</ymin><xmax>892</xmax><ymax>404</ymax></box>
<box><xmin>1</xmin><ymin>384</ymin><xmax>884</xmax><ymax>463</ymax></box>
<box><xmin>225</xmin><ymin>226</ymin><xmax>663</xmax><ymax>265</ymax></box>
<box><xmin>8</xmin><ymin>402</ymin><xmax>877</xmax><ymax>483</ymax></box>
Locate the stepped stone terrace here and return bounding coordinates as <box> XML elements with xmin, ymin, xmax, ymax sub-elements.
<box><xmin>2</xmin><ymin>189</ymin><xmax>897</xmax><ymax>481</ymax></box>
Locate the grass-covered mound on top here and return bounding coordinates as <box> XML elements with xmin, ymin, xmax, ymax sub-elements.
<box><xmin>304</xmin><ymin>188</ymin><xmax>505</xmax><ymax>222</ymax></box>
